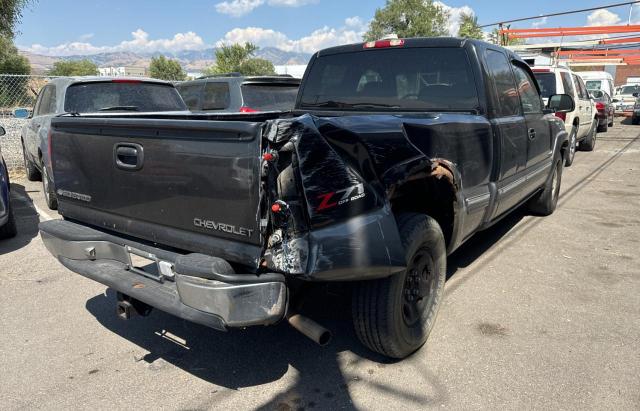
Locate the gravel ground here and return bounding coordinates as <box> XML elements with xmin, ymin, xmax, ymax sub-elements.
<box><xmin>0</xmin><ymin>118</ymin><xmax>638</xmax><ymax>410</ymax></box>
<box><xmin>0</xmin><ymin>116</ymin><xmax>28</xmax><ymax>172</ymax></box>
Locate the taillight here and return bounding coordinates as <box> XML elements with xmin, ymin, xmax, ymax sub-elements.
<box><xmin>596</xmin><ymin>102</ymin><xmax>605</xmax><ymax>111</ymax></box>
<box><xmin>239</xmin><ymin>106</ymin><xmax>258</xmax><ymax>113</ymax></box>
<box><xmin>554</xmin><ymin>112</ymin><xmax>567</xmax><ymax>122</ymax></box>
<box><xmin>363</xmin><ymin>39</ymin><xmax>405</xmax><ymax>49</ymax></box>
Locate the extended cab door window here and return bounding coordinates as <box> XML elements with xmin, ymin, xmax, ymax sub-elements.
<box><xmin>484</xmin><ymin>50</ymin><xmax>521</xmax><ymax>117</ymax></box>
<box><xmin>560</xmin><ymin>72</ymin><xmax>576</xmax><ymax>97</ymax></box>
<box><xmin>512</xmin><ymin>63</ymin><xmax>551</xmax><ymax>169</ymax></box>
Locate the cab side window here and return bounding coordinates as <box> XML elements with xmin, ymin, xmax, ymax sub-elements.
<box><xmin>573</xmin><ymin>74</ymin><xmax>588</xmax><ymax>99</ymax></box>
<box><xmin>484</xmin><ymin>49</ymin><xmax>520</xmax><ymax>117</ymax></box>
<box><xmin>560</xmin><ymin>72</ymin><xmax>576</xmax><ymax>97</ymax></box>
<box><xmin>512</xmin><ymin>64</ymin><xmax>542</xmax><ymax>114</ymax></box>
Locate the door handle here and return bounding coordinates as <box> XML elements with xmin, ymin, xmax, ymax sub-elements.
<box><xmin>114</xmin><ymin>143</ymin><xmax>144</xmax><ymax>171</ymax></box>
<box><xmin>528</xmin><ymin>128</ymin><xmax>536</xmax><ymax>140</ymax></box>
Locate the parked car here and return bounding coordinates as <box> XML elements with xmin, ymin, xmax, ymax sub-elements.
<box><xmin>0</xmin><ymin>126</ymin><xmax>17</xmax><ymax>239</ymax></box>
<box><xmin>577</xmin><ymin>71</ymin><xmax>615</xmax><ymax>99</ymax></box>
<box><xmin>613</xmin><ymin>83</ymin><xmax>640</xmax><ymax>116</ymax></box>
<box><xmin>631</xmin><ymin>97</ymin><xmax>640</xmax><ymax>124</ymax></box>
<box><xmin>20</xmin><ymin>77</ymin><xmax>188</xmax><ymax>210</ymax></box>
<box><xmin>176</xmin><ymin>75</ymin><xmax>300</xmax><ymax>113</ymax></box>
<box><xmin>588</xmin><ymin>89</ymin><xmax>615</xmax><ymax>132</ymax></box>
<box><xmin>40</xmin><ymin>38</ymin><xmax>573</xmax><ymax>359</ymax></box>
<box><xmin>533</xmin><ymin>66</ymin><xmax>598</xmax><ymax>163</ymax></box>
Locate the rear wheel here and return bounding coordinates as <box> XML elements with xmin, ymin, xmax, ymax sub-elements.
<box><xmin>564</xmin><ymin>126</ymin><xmax>577</xmax><ymax>167</ymax></box>
<box><xmin>42</xmin><ymin>165</ymin><xmax>58</xmax><ymax>210</ymax></box>
<box><xmin>528</xmin><ymin>157</ymin><xmax>562</xmax><ymax>216</ymax></box>
<box><xmin>23</xmin><ymin>143</ymin><xmax>41</xmax><ymax>181</ymax></box>
<box><xmin>597</xmin><ymin>119</ymin><xmax>608</xmax><ymax>133</ymax></box>
<box><xmin>581</xmin><ymin>118</ymin><xmax>598</xmax><ymax>152</ymax></box>
<box><xmin>352</xmin><ymin>213</ymin><xmax>446</xmax><ymax>359</ymax></box>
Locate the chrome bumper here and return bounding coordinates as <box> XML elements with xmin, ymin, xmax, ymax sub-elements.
<box><xmin>39</xmin><ymin>220</ymin><xmax>287</xmax><ymax>330</ymax></box>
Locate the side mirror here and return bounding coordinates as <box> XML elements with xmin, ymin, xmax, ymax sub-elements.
<box><xmin>633</xmin><ymin>92</ymin><xmax>639</xmax><ymax>97</ymax></box>
<box><xmin>0</xmin><ymin>126</ymin><xmax>5</xmax><ymax>137</ymax></box>
<box><xmin>14</xmin><ymin>108</ymin><xmax>30</xmax><ymax>119</ymax></box>
<box><xmin>547</xmin><ymin>93</ymin><xmax>575</xmax><ymax>113</ymax></box>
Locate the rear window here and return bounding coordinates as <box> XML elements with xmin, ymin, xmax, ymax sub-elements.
<box><xmin>620</xmin><ymin>84</ymin><xmax>640</xmax><ymax>95</ymax></box>
<box><xmin>299</xmin><ymin>47</ymin><xmax>479</xmax><ymax>111</ymax></box>
<box><xmin>176</xmin><ymin>83</ymin><xmax>203</xmax><ymax>110</ymax></box>
<box><xmin>240</xmin><ymin>84</ymin><xmax>299</xmax><ymax>111</ymax></box>
<box><xmin>64</xmin><ymin>81</ymin><xmax>187</xmax><ymax>113</ymax></box>
<box><xmin>533</xmin><ymin>72</ymin><xmax>556</xmax><ymax>98</ymax></box>
<box><xmin>589</xmin><ymin>89</ymin><xmax>605</xmax><ymax>100</ymax></box>
<box><xmin>203</xmin><ymin>82</ymin><xmax>231</xmax><ymax>110</ymax></box>
<box><xmin>585</xmin><ymin>80</ymin><xmax>603</xmax><ymax>90</ymax></box>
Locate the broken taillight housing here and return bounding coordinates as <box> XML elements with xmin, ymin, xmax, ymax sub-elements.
<box><xmin>239</xmin><ymin>106</ymin><xmax>258</xmax><ymax>113</ymax></box>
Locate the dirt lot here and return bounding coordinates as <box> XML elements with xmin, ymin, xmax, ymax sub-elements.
<box><xmin>1</xmin><ymin>118</ymin><xmax>638</xmax><ymax>410</ymax></box>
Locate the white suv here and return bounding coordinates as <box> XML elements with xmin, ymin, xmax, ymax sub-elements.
<box><xmin>533</xmin><ymin>66</ymin><xmax>598</xmax><ymax>166</ymax></box>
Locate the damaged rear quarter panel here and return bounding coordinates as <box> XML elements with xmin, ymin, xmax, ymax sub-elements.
<box><xmin>263</xmin><ymin>112</ymin><xmax>492</xmax><ymax>280</ymax></box>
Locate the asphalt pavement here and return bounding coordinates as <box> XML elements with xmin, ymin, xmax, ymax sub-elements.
<box><xmin>1</xmin><ymin>118</ymin><xmax>638</xmax><ymax>410</ymax></box>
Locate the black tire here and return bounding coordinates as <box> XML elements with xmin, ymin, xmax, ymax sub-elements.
<box><xmin>352</xmin><ymin>213</ymin><xmax>446</xmax><ymax>359</ymax></box>
<box><xmin>528</xmin><ymin>157</ymin><xmax>562</xmax><ymax>216</ymax></box>
<box><xmin>0</xmin><ymin>204</ymin><xmax>18</xmax><ymax>239</ymax></box>
<box><xmin>633</xmin><ymin>116</ymin><xmax>639</xmax><ymax>125</ymax></box>
<box><xmin>580</xmin><ymin>118</ymin><xmax>598</xmax><ymax>152</ymax></box>
<box><xmin>597</xmin><ymin>120</ymin><xmax>608</xmax><ymax>133</ymax></box>
<box><xmin>23</xmin><ymin>143</ymin><xmax>41</xmax><ymax>181</ymax></box>
<box><xmin>42</xmin><ymin>165</ymin><xmax>58</xmax><ymax>210</ymax></box>
<box><xmin>564</xmin><ymin>125</ymin><xmax>577</xmax><ymax>167</ymax></box>
<box><xmin>608</xmin><ymin>116</ymin><xmax>614</xmax><ymax>127</ymax></box>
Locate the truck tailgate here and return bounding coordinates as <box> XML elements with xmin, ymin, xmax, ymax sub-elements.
<box><xmin>50</xmin><ymin>117</ymin><xmax>263</xmax><ymax>266</ymax></box>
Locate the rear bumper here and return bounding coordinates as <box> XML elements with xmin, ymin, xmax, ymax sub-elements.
<box><xmin>39</xmin><ymin>219</ymin><xmax>287</xmax><ymax>330</ymax></box>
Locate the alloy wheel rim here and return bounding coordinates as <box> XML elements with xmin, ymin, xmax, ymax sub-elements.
<box><xmin>43</xmin><ymin>167</ymin><xmax>50</xmax><ymax>201</ymax></box>
<box><xmin>402</xmin><ymin>248</ymin><xmax>436</xmax><ymax>327</ymax></box>
<box><xmin>551</xmin><ymin>165</ymin><xmax>559</xmax><ymax>200</ymax></box>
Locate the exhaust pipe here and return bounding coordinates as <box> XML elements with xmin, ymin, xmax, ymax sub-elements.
<box><xmin>287</xmin><ymin>313</ymin><xmax>332</xmax><ymax>346</ymax></box>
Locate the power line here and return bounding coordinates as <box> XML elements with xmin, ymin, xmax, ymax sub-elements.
<box><xmin>480</xmin><ymin>1</ymin><xmax>640</xmax><ymax>28</ymax></box>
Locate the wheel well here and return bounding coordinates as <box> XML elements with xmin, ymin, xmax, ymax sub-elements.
<box><xmin>388</xmin><ymin>163</ymin><xmax>456</xmax><ymax>247</ymax></box>
<box><xmin>572</xmin><ymin>117</ymin><xmax>579</xmax><ymax>127</ymax></box>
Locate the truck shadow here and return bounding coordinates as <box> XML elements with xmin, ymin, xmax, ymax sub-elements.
<box><xmin>85</xmin><ymin>286</ymin><xmax>406</xmax><ymax>409</ymax></box>
<box><xmin>82</xmin><ymin>214</ymin><xmax>527</xmax><ymax>409</ymax></box>
<box><xmin>0</xmin><ymin>183</ymin><xmax>40</xmax><ymax>255</ymax></box>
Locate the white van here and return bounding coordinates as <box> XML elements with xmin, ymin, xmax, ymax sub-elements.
<box><xmin>577</xmin><ymin>71</ymin><xmax>614</xmax><ymax>97</ymax></box>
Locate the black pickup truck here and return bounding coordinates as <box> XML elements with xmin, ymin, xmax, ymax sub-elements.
<box><xmin>40</xmin><ymin>38</ymin><xmax>574</xmax><ymax>359</ymax></box>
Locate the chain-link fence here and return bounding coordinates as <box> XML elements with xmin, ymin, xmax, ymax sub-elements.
<box><xmin>0</xmin><ymin>75</ymin><xmax>59</xmax><ymax>175</ymax></box>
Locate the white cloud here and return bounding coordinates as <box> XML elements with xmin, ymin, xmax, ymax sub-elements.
<box><xmin>78</xmin><ymin>33</ymin><xmax>95</xmax><ymax>41</ymax></box>
<box><xmin>21</xmin><ymin>16</ymin><xmax>366</xmax><ymax>57</ymax></box>
<box><xmin>587</xmin><ymin>9</ymin><xmax>621</xmax><ymax>26</ymax></box>
<box><xmin>217</xmin><ymin>16</ymin><xmax>366</xmax><ymax>53</ymax></box>
<box><xmin>434</xmin><ymin>1</ymin><xmax>475</xmax><ymax>36</ymax></box>
<box><xmin>215</xmin><ymin>0</ymin><xmax>264</xmax><ymax>17</ymax></box>
<box><xmin>215</xmin><ymin>0</ymin><xmax>317</xmax><ymax>17</ymax></box>
<box><xmin>531</xmin><ymin>17</ymin><xmax>547</xmax><ymax>28</ymax></box>
<box><xmin>21</xmin><ymin>29</ymin><xmax>206</xmax><ymax>56</ymax></box>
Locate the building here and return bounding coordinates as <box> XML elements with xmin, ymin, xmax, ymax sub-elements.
<box><xmin>98</xmin><ymin>66</ymin><xmax>147</xmax><ymax>77</ymax></box>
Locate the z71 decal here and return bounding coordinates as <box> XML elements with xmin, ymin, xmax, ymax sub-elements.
<box><xmin>316</xmin><ymin>183</ymin><xmax>366</xmax><ymax>212</ymax></box>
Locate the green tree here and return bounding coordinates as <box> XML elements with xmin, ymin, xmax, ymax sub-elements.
<box><xmin>149</xmin><ymin>55</ymin><xmax>186</xmax><ymax>81</ymax></box>
<box><xmin>1</xmin><ymin>0</ymin><xmax>36</xmax><ymax>38</ymax></box>
<box><xmin>48</xmin><ymin>59</ymin><xmax>98</xmax><ymax>76</ymax></box>
<box><xmin>205</xmin><ymin>43</ymin><xmax>276</xmax><ymax>76</ymax></box>
<box><xmin>457</xmin><ymin>12</ymin><xmax>484</xmax><ymax>39</ymax></box>
<box><xmin>364</xmin><ymin>0</ymin><xmax>450</xmax><ymax>41</ymax></box>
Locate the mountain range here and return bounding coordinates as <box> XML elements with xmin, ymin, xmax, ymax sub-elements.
<box><xmin>20</xmin><ymin>47</ymin><xmax>312</xmax><ymax>74</ymax></box>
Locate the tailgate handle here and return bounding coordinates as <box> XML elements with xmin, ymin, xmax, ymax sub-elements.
<box><xmin>114</xmin><ymin>143</ymin><xmax>144</xmax><ymax>171</ymax></box>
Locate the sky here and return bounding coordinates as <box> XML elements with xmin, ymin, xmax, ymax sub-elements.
<box><xmin>14</xmin><ymin>0</ymin><xmax>640</xmax><ymax>56</ymax></box>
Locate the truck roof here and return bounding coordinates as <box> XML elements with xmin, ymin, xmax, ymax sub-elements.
<box><xmin>315</xmin><ymin>37</ymin><xmax>521</xmax><ymax>60</ymax></box>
